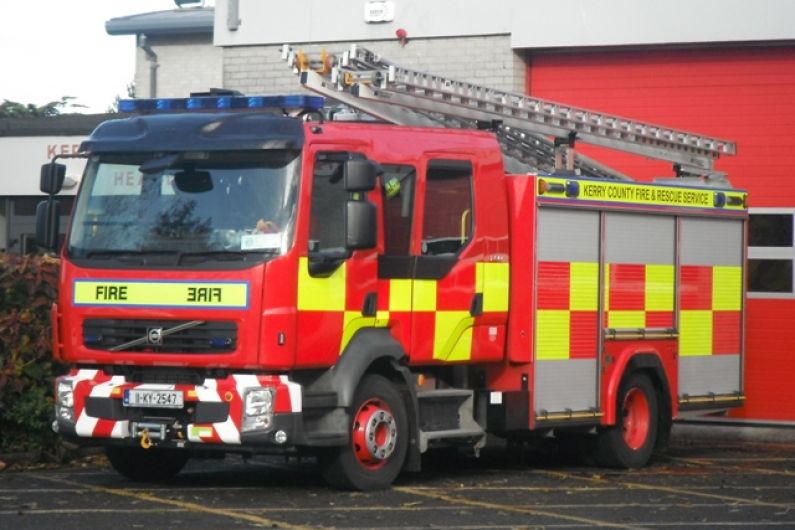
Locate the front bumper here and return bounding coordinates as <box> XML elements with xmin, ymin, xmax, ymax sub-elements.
<box><xmin>54</xmin><ymin>369</ymin><xmax>305</xmax><ymax>450</ymax></box>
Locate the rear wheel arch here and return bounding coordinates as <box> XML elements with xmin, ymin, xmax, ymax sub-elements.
<box><xmin>605</xmin><ymin>350</ymin><xmax>672</xmax><ymax>427</ymax></box>
<box><xmin>594</xmin><ymin>371</ymin><xmax>659</xmax><ymax>468</ymax></box>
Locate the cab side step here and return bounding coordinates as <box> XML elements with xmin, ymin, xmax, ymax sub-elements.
<box><xmin>416</xmin><ymin>388</ymin><xmax>486</xmax><ymax>453</ymax></box>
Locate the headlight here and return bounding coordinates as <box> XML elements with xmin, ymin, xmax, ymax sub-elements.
<box><xmin>242</xmin><ymin>388</ymin><xmax>274</xmax><ymax>432</ymax></box>
<box><xmin>56</xmin><ymin>379</ymin><xmax>75</xmax><ymax>422</ymax></box>
<box><xmin>244</xmin><ymin>389</ymin><xmax>273</xmax><ymax>417</ymax></box>
<box><xmin>57</xmin><ymin>380</ymin><xmax>74</xmax><ymax>408</ymax></box>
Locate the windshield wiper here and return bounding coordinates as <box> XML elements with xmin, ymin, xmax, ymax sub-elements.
<box><xmin>84</xmin><ymin>249</ymin><xmax>181</xmax><ymax>263</ymax></box>
<box><xmin>177</xmin><ymin>250</ymin><xmax>275</xmax><ymax>264</ymax></box>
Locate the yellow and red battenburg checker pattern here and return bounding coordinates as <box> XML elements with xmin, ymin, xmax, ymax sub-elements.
<box><xmin>296</xmin><ymin>257</ymin><xmax>510</xmax><ymax>363</ymax></box>
<box><xmin>604</xmin><ymin>263</ymin><xmax>675</xmax><ymax>328</ymax></box>
<box><xmin>680</xmin><ymin>265</ymin><xmax>742</xmax><ymax>356</ymax></box>
<box><xmin>536</xmin><ymin>261</ymin><xmax>599</xmax><ymax>360</ymax></box>
<box><xmin>536</xmin><ymin>261</ymin><xmax>742</xmax><ymax>359</ymax></box>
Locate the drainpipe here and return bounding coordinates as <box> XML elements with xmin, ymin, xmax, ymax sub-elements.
<box><xmin>137</xmin><ymin>34</ymin><xmax>158</xmax><ymax>98</ymax></box>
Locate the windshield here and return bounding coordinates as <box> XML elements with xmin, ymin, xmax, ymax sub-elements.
<box><xmin>68</xmin><ymin>150</ymin><xmax>301</xmax><ymax>264</ymax></box>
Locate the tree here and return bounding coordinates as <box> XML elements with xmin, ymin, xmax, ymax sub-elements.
<box><xmin>0</xmin><ymin>96</ymin><xmax>85</xmax><ymax>118</ymax></box>
<box><xmin>107</xmin><ymin>81</ymin><xmax>136</xmax><ymax>113</ymax></box>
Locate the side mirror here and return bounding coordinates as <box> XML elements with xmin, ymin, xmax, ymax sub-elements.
<box><xmin>346</xmin><ymin>200</ymin><xmax>376</xmax><ymax>250</ymax></box>
<box><xmin>40</xmin><ymin>163</ymin><xmax>66</xmax><ymax>195</ymax></box>
<box><xmin>344</xmin><ymin>160</ymin><xmax>380</xmax><ymax>192</ymax></box>
<box><xmin>35</xmin><ymin>199</ymin><xmax>61</xmax><ymax>251</ymax></box>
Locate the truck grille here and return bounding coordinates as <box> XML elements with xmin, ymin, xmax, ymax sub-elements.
<box><xmin>82</xmin><ymin>319</ymin><xmax>237</xmax><ymax>353</ymax></box>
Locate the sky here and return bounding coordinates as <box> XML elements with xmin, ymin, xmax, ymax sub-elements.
<box><xmin>0</xmin><ymin>1</ymin><xmax>211</xmax><ymax>114</ymax></box>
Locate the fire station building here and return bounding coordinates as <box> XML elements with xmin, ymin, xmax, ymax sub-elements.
<box><xmin>4</xmin><ymin>0</ymin><xmax>792</xmax><ymax>423</ymax></box>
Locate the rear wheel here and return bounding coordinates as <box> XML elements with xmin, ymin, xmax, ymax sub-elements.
<box><xmin>105</xmin><ymin>445</ymin><xmax>189</xmax><ymax>481</ymax></box>
<box><xmin>593</xmin><ymin>372</ymin><xmax>658</xmax><ymax>468</ymax></box>
<box><xmin>320</xmin><ymin>374</ymin><xmax>408</xmax><ymax>490</ymax></box>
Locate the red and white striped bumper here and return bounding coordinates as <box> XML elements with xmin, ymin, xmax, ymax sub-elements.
<box><xmin>54</xmin><ymin>368</ymin><xmax>303</xmax><ymax>446</ymax></box>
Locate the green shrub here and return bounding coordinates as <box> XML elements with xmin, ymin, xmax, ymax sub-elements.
<box><xmin>0</xmin><ymin>253</ymin><xmax>62</xmax><ymax>456</ymax></box>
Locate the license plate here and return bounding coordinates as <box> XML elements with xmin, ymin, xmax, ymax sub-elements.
<box><xmin>123</xmin><ymin>389</ymin><xmax>184</xmax><ymax>409</ymax></box>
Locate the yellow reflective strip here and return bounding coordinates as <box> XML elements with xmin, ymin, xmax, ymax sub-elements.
<box><xmin>413</xmin><ymin>280</ymin><xmax>437</xmax><ymax>311</ymax></box>
<box><xmin>713</xmin><ymin>266</ymin><xmax>742</xmax><ymax>311</ymax></box>
<box><xmin>389</xmin><ymin>279</ymin><xmax>413</xmax><ymax>311</ymax></box>
<box><xmin>645</xmin><ymin>264</ymin><xmax>674</xmax><ymax>311</ymax></box>
<box><xmin>570</xmin><ymin>262</ymin><xmax>598</xmax><ymax>311</ymax></box>
<box><xmin>433</xmin><ymin>311</ymin><xmax>474</xmax><ymax>361</ymax></box>
<box><xmin>607</xmin><ymin>310</ymin><xmax>646</xmax><ymax>329</ymax></box>
<box><xmin>73</xmin><ymin>280</ymin><xmax>248</xmax><ymax>308</ymax></box>
<box><xmin>603</xmin><ymin>265</ymin><xmax>611</xmax><ymax>311</ymax></box>
<box><xmin>540</xmin><ymin>177</ymin><xmax>747</xmax><ymax>211</ymax></box>
<box><xmin>680</xmin><ymin>310</ymin><xmax>713</xmax><ymax>356</ymax></box>
<box><xmin>340</xmin><ymin>310</ymin><xmax>391</xmax><ymax>352</ymax></box>
<box><xmin>535</xmin><ymin>310</ymin><xmax>570</xmax><ymax>361</ymax></box>
<box><xmin>477</xmin><ymin>262</ymin><xmax>510</xmax><ymax>312</ymax></box>
<box><xmin>297</xmin><ymin>257</ymin><xmax>346</xmax><ymax>311</ymax></box>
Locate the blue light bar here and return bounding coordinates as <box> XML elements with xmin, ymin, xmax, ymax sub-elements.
<box><xmin>118</xmin><ymin>95</ymin><xmax>325</xmax><ymax>114</ymax></box>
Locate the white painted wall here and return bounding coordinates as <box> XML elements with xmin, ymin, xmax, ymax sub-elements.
<box><xmin>509</xmin><ymin>0</ymin><xmax>795</xmax><ymax>49</ymax></box>
<box><xmin>214</xmin><ymin>0</ymin><xmax>512</xmax><ymax>46</ymax></box>
<box><xmin>214</xmin><ymin>0</ymin><xmax>795</xmax><ymax>49</ymax></box>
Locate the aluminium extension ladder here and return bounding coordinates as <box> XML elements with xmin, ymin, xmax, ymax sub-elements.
<box><xmin>282</xmin><ymin>44</ymin><xmax>736</xmax><ymax>180</ymax></box>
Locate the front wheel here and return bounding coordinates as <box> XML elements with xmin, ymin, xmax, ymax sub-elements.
<box><xmin>593</xmin><ymin>372</ymin><xmax>658</xmax><ymax>468</ymax></box>
<box><xmin>319</xmin><ymin>374</ymin><xmax>409</xmax><ymax>490</ymax></box>
<box><xmin>105</xmin><ymin>445</ymin><xmax>189</xmax><ymax>481</ymax></box>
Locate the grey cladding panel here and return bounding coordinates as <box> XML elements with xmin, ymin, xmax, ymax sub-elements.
<box><xmin>535</xmin><ymin>359</ymin><xmax>597</xmax><ymax>413</ymax></box>
<box><xmin>605</xmin><ymin>213</ymin><xmax>675</xmax><ymax>265</ymax></box>
<box><xmin>679</xmin><ymin>355</ymin><xmax>742</xmax><ymax>397</ymax></box>
<box><xmin>681</xmin><ymin>218</ymin><xmax>743</xmax><ymax>266</ymax></box>
<box><xmin>537</xmin><ymin>208</ymin><xmax>599</xmax><ymax>262</ymax></box>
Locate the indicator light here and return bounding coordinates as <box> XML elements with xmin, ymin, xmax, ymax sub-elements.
<box><xmin>726</xmin><ymin>195</ymin><xmax>744</xmax><ymax>207</ymax></box>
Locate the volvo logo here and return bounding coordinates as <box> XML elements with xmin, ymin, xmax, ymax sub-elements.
<box><xmin>147</xmin><ymin>327</ymin><xmax>164</xmax><ymax>345</ymax></box>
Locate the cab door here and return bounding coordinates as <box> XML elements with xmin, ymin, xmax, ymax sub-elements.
<box><xmin>411</xmin><ymin>158</ymin><xmax>508</xmax><ymax>364</ymax></box>
<box><xmin>295</xmin><ymin>150</ymin><xmax>379</xmax><ymax>366</ymax></box>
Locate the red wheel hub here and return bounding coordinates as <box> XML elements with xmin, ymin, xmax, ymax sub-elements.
<box><xmin>351</xmin><ymin>398</ymin><xmax>398</xmax><ymax>469</ymax></box>
<box><xmin>621</xmin><ymin>387</ymin><xmax>650</xmax><ymax>450</ymax></box>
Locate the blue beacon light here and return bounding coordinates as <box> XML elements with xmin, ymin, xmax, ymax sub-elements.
<box><xmin>118</xmin><ymin>95</ymin><xmax>325</xmax><ymax>114</ymax></box>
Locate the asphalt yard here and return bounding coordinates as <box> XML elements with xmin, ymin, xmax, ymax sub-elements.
<box><xmin>2</xmin><ymin>425</ymin><xmax>794</xmax><ymax>530</ymax></box>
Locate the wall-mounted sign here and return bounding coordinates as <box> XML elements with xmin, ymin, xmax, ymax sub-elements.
<box><xmin>364</xmin><ymin>0</ymin><xmax>395</xmax><ymax>23</ymax></box>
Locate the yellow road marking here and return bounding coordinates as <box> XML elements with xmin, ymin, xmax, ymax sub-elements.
<box><xmin>395</xmin><ymin>486</ymin><xmax>650</xmax><ymax>530</ymax></box>
<box><xmin>35</xmin><ymin>474</ymin><xmax>316</xmax><ymax>530</ymax></box>
<box><xmin>670</xmin><ymin>457</ymin><xmax>795</xmax><ymax>478</ymax></box>
<box><xmin>536</xmin><ymin>469</ymin><xmax>795</xmax><ymax>509</ymax></box>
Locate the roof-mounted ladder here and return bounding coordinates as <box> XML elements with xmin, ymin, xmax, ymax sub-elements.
<box><xmin>282</xmin><ymin>44</ymin><xmax>736</xmax><ymax>180</ymax></box>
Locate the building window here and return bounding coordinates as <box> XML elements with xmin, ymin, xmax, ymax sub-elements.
<box><xmin>748</xmin><ymin>209</ymin><xmax>795</xmax><ymax>298</ymax></box>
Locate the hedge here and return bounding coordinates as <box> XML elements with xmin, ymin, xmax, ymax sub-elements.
<box><xmin>0</xmin><ymin>253</ymin><xmax>63</xmax><ymax>457</ymax></box>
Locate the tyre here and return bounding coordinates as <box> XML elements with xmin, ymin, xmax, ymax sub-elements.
<box><xmin>105</xmin><ymin>445</ymin><xmax>189</xmax><ymax>481</ymax></box>
<box><xmin>320</xmin><ymin>374</ymin><xmax>409</xmax><ymax>490</ymax></box>
<box><xmin>593</xmin><ymin>372</ymin><xmax>658</xmax><ymax>468</ymax></box>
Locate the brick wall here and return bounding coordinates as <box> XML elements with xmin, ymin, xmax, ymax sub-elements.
<box><xmin>135</xmin><ymin>35</ymin><xmax>223</xmax><ymax>98</ymax></box>
<box><xmin>224</xmin><ymin>35</ymin><xmax>526</xmax><ymax>97</ymax></box>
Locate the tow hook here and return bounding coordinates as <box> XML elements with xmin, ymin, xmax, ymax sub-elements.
<box><xmin>131</xmin><ymin>421</ymin><xmax>168</xmax><ymax>449</ymax></box>
<box><xmin>140</xmin><ymin>429</ymin><xmax>152</xmax><ymax>449</ymax></box>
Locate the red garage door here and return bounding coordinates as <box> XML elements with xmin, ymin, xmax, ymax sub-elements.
<box><xmin>526</xmin><ymin>46</ymin><xmax>795</xmax><ymax>422</ymax></box>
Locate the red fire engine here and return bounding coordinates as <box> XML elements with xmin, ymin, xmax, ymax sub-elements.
<box><xmin>36</xmin><ymin>45</ymin><xmax>746</xmax><ymax>490</ymax></box>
